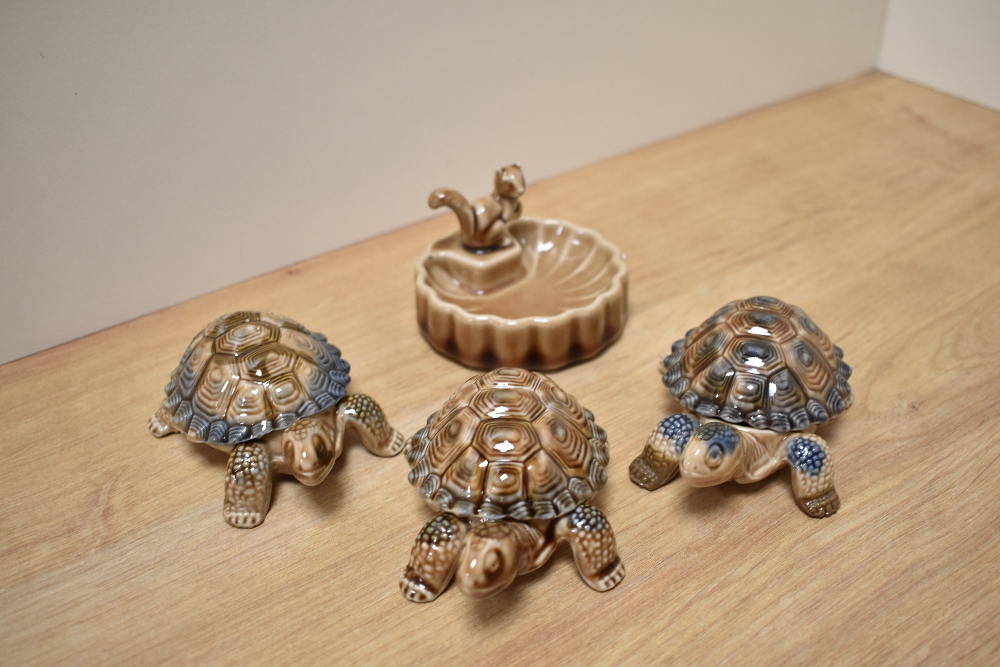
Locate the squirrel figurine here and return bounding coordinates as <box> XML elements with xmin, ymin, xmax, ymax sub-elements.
<box><xmin>429</xmin><ymin>164</ymin><xmax>526</xmax><ymax>250</ymax></box>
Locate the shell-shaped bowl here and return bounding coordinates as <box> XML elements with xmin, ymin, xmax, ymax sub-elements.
<box><xmin>415</xmin><ymin>217</ymin><xmax>628</xmax><ymax>369</ymax></box>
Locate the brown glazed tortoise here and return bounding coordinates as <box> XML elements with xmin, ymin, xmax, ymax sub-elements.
<box><xmin>401</xmin><ymin>368</ymin><xmax>625</xmax><ymax>601</ymax></box>
<box><xmin>149</xmin><ymin>311</ymin><xmax>403</xmax><ymax>528</ymax></box>
<box><xmin>629</xmin><ymin>296</ymin><xmax>853</xmax><ymax>517</ymax></box>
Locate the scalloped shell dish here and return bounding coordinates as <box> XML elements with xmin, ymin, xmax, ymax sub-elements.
<box><xmin>416</xmin><ymin>216</ymin><xmax>628</xmax><ymax>369</ymax></box>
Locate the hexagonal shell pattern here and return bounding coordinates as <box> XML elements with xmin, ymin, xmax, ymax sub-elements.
<box><xmin>661</xmin><ymin>297</ymin><xmax>853</xmax><ymax>431</ymax></box>
<box><xmin>407</xmin><ymin>368</ymin><xmax>609</xmax><ymax>520</ymax></box>
<box><xmin>154</xmin><ymin>311</ymin><xmax>350</xmax><ymax>445</ymax></box>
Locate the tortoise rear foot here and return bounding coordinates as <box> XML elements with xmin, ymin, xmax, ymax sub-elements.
<box><xmin>148</xmin><ymin>406</ymin><xmax>177</xmax><ymax>437</ymax></box>
<box><xmin>224</xmin><ymin>442</ymin><xmax>273</xmax><ymax>528</ymax></box>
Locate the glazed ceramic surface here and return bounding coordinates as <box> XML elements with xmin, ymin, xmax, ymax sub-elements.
<box><xmin>416</xmin><ymin>165</ymin><xmax>628</xmax><ymax>370</ymax></box>
<box><xmin>400</xmin><ymin>368</ymin><xmax>625</xmax><ymax>601</ymax></box>
<box><xmin>149</xmin><ymin>311</ymin><xmax>404</xmax><ymax>528</ymax></box>
<box><xmin>630</xmin><ymin>296</ymin><xmax>853</xmax><ymax>518</ymax></box>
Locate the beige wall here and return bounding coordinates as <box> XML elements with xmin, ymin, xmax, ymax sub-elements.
<box><xmin>879</xmin><ymin>0</ymin><xmax>1000</xmax><ymax>111</ymax></box>
<box><xmin>0</xmin><ymin>1</ymin><xmax>888</xmax><ymax>363</ymax></box>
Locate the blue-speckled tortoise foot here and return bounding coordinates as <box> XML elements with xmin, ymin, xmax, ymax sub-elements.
<box><xmin>785</xmin><ymin>434</ymin><xmax>839</xmax><ymax>518</ymax></box>
<box><xmin>629</xmin><ymin>414</ymin><xmax>699</xmax><ymax>490</ymax></box>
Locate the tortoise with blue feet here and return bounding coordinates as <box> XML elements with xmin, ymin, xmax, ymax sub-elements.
<box><xmin>401</xmin><ymin>368</ymin><xmax>625</xmax><ymax>601</ymax></box>
<box><xmin>149</xmin><ymin>311</ymin><xmax>404</xmax><ymax>528</ymax></box>
<box><xmin>629</xmin><ymin>296</ymin><xmax>853</xmax><ymax>517</ymax></box>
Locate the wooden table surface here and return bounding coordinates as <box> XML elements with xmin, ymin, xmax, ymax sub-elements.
<box><xmin>3</xmin><ymin>73</ymin><xmax>998</xmax><ymax>664</ymax></box>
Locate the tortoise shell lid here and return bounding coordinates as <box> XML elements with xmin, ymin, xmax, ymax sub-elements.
<box><xmin>157</xmin><ymin>311</ymin><xmax>350</xmax><ymax>445</ymax></box>
<box><xmin>405</xmin><ymin>368</ymin><xmax>610</xmax><ymax>521</ymax></box>
<box><xmin>661</xmin><ymin>296</ymin><xmax>853</xmax><ymax>432</ymax></box>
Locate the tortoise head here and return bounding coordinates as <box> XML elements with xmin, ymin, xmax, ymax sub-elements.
<box><xmin>281</xmin><ymin>416</ymin><xmax>339</xmax><ymax>486</ymax></box>
<box><xmin>455</xmin><ymin>522</ymin><xmax>521</xmax><ymax>599</ymax></box>
<box><xmin>679</xmin><ymin>422</ymin><xmax>744</xmax><ymax>486</ymax></box>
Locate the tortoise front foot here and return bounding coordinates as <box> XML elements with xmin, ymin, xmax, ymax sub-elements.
<box><xmin>785</xmin><ymin>434</ymin><xmax>840</xmax><ymax>518</ymax></box>
<box><xmin>400</xmin><ymin>514</ymin><xmax>469</xmax><ymax>603</ymax></box>
<box><xmin>335</xmin><ymin>394</ymin><xmax>405</xmax><ymax>457</ymax></box>
<box><xmin>629</xmin><ymin>456</ymin><xmax>675</xmax><ymax>490</ymax></box>
<box><xmin>224</xmin><ymin>442</ymin><xmax>273</xmax><ymax>528</ymax></box>
<box><xmin>555</xmin><ymin>505</ymin><xmax>625</xmax><ymax>592</ymax></box>
<box><xmin>629</xmin><ymin>414</ymin><xmax>699</xmax><ymax>490</ymax></box>
<box><xmin>801</xmin><ymin>489</ymin><xmax>840</xmax><ymax>518</ymax></box>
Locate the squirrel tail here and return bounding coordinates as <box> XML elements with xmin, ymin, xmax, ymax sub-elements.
<box><xmin>429</xmin><ymin>188</ymin><xmax>475</xmax><ymax>237</ymax></box>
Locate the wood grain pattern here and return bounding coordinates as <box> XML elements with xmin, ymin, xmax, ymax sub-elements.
<box><xmin>2</xmin><ymin>73</ymin><xmax>998</xmax><ymax>664</ymax></box>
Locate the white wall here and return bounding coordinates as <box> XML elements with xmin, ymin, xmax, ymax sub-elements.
<box><xmin>879</xmin><ymin>0</ymin><xmax>1000</xmax><ymax>112</ymax></box>
<box><xmin>0</xmin><ymin>1</ymin><xmax>888</xmax><ymax>363</ymax></box>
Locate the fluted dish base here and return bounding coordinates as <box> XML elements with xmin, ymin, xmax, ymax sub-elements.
<box><xmin>415</xmin><ymin>217</ymin><xmax>628</xmax><ymax>370</ymax></box>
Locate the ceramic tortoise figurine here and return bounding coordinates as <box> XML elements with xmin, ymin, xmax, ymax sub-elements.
<box><xmin>149</xmin><ymin>311</ymin><xmax>404</xmax><ymax>528</ymax></box>
<box><xmin>630</xmin><ymin>296</ymin><xmax>853</xmax><ymax>517</ymax></box>
<box><xmin>401</xmin><ymin>368</ymin><xmax>625</xmax><ymax>601</ymax></box>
